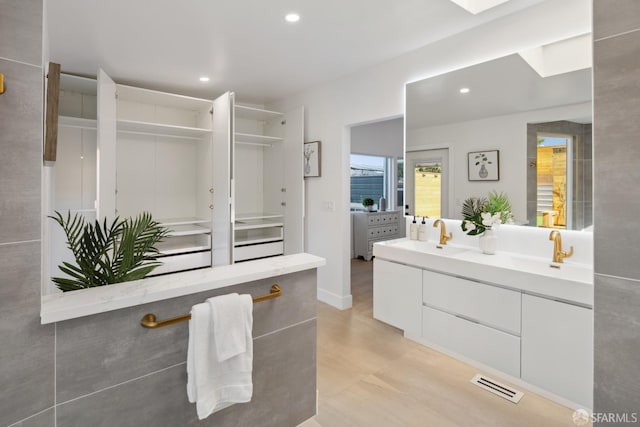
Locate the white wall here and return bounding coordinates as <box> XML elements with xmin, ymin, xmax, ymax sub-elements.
<box><xmin>351</xmin><ymin>117</ymin><xmax>403</xmax><ymax>158</ymax></box>
<box><xmin>407</xmin><ymin>101</ymin><xmax>591</xmax><ymax>223</ymax></box>
<box><xmin>267</xmin><ymin>0</ymin><xmax>591</xmax><ymax>309</ymax></box>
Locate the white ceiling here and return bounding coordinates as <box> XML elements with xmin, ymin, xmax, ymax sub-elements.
<box><xmin>45</xmin><ymin>0</ymin><xmax>546</xmax><ymax>103</ymax></box>
<box><xmin>406</xmin><ymin>54</ymin><xmax>592</xmax><ymax>130</ymax></box>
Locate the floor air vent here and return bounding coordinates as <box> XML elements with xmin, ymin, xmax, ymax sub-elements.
<box><xmin>470</xmin><ymin>374</ymin><xmax>524</xmax><ymax>403</ymax></box>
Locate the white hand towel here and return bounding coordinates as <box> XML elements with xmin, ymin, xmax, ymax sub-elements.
<box><xmin>210</xmin><ymin>293</ymin><xmax>247</xmax><ymax>361</ymax></box>
<box><xmin>186</xmin><ymin>293</ymin><xmax>253</xmax><ymax>420</ymax></box>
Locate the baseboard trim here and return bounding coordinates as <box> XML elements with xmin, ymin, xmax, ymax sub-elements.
<box><xmin>317</xmin><ymin>288</ymin><xmax>352</xmax><ymax>310</ymax></box>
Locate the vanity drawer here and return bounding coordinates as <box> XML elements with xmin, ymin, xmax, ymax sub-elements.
<box><xmin>422</xmin><ymin>306</ymin><xmax>520</xmax><ymax>378</ymax></box>
<box><xmin>422</xmin><ymin>270</ymin><xmax>521</xmax><ymax>335</ymax></box>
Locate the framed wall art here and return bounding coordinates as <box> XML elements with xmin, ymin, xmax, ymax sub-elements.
<box><xmin>468</xmin><ymin>150</ymin><xmax>499</xmax><ymax>181</ymax></box>
<box><xmin>304</xmin><ymin>141</ymin><xmax>321</xmax><ymax>178</ymax></box>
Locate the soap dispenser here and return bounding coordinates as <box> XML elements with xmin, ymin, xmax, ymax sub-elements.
<box><xmin>410</xmin><ymin>216</ymin><xmax>419</xmax><ymax>240</ymax></box>
<box><xmin>418</xmin><ymin>217</ymin><xmax>428</xmax><ymax>241</ymax></box>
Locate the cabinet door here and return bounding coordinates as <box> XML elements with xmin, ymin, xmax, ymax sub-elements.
<box><xmin>282</xmin><ymin>106</ymin><xmax>304</xmax><ymax>254</ymax></box>
<box><xmin>373</xmin><ymin>259</ymin><xmax>421</xmax><ymax>338</ymax></box>
<box><xmin>211</xmin><ymin>92</ymin><xmax>232</xmax><ymax>265</ymax></box>
<box><xmin>521</xmin><ymin>294</ymin><xmax>593</xmax><ymax>408</ymax></box>
<box><xmin>96</xmin><ymin>69</ymin><xmax>117</xmax><ymax>221</ymax></box>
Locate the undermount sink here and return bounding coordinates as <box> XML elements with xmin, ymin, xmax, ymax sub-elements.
<box><xmin>383</xmin><ymin>239</ymin><xmax>467</xmax><ymax>256</ymax></box>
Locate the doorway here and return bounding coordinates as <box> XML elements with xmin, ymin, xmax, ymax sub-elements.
<box><xmin>536</xmin><ymin>134</ymin><xmax>573</xmax><ymax>229</ymax></box>
<box><xmin>405</xmin><ymin>148</ymin><xmax>449</xmax><ymax>219</ymax></box>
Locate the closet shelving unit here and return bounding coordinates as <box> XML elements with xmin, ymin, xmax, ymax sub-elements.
<box><xmin>229</xmin><ymin>101</ymin><xmax>304</xmax><ymax>263</ymax></box>
<box><xmin>99</xmin><ymin>71</ymin><xmax>216</xmax><ymax>274</ymax></box>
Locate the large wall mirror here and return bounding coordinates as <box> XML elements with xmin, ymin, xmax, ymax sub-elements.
<box><xmin>405</xmin><ymin>35</ymin><xmax>593</xmax><ymax>231</ymax></box>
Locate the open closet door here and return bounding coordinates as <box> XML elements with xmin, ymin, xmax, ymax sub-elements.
<box><xmin>211</xmin><ymin>92</ymin><xmax>233</xmax><ymax>265</ymax></box>
<box><xmin>96</xmin><ymin>69</ymin><xmax>116</xmax><ymax>222</ymax></box>
<box><xmin>283</xmin><ymin>106</ymin><xmax>304</xmax><ymax>254</ymax></box>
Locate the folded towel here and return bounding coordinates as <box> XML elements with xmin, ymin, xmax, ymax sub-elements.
<box><xmin>210</xmin><ymin>293</ymin><xmax>247</xmax><ymax>361</ymax></box>
<box><xmin>187</xmin><ymin>293</ymin><xmax>253</xmax><ymax>420</ymax></box>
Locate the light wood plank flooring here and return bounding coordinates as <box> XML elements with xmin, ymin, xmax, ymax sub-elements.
<box><xmin>300</xmin><ymin>258</ymin><xmax>587</xmax><ymax>427</ymax></box>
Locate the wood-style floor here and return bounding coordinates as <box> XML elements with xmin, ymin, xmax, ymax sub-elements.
<box><xmin>300</xmin><ymin>258</ymin><xmax>586</xmax><ymax>427</ymax></box>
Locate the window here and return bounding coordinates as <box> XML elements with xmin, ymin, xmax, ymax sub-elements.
<box><xmin>350</xmin><ymin>154</ymin><xmax>402</xmax><ymax>211</ymax></box>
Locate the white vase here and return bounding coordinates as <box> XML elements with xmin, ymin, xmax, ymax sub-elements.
<box><xmin>479</xmin><ymin>229</ymin><xmax>497</xmax><ymax>255</ymax></box>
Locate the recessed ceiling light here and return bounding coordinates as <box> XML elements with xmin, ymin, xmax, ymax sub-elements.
<box><xmin>199</xmin><ymin>76</ymin><xmax>210</xmax><ymax>82</ymax></box>
<box><xmin>459</xmin><ymin>87</ymin><xmax>470</xmax><ymax>94</ymax></box>
<box><xmin>285</xmin><ymin>13</ymin><xmax>300</xmax><ymax>22</ymax></box>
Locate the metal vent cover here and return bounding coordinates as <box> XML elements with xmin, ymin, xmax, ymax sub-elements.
<box><xmin>470</xmin><ymin>374</ymin><xmax>524</xmax><ymax>404</ymax></box>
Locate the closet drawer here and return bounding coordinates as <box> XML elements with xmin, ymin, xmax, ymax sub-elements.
<box><xmin>422</xmin><ymin>270</ymin><xmax>520</xmax><ymax>335</ymax></box>
<box><xmin>422</xmin><ymin>306</ymin><xmax>520</xmax><ymax>377</ymax></box>
<box><xmin>235</xmin><ymin>241</ymin><xmax>284</xmax><ymax>262</ymax></box>
<box><xmin>152</xmin><ymin>251</ymin><xmax>211</xmax><ymax>275</ymax></box>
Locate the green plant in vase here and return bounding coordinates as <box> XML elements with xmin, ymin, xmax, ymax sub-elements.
<box><xmin>362</xmin><ymin>197</ymin><xmax>375</xmax><ymax>211</ymax></box>
<box><xmin>50</xmin><ymin>211</ymin><xmax>170</xmax><ymax>292</ymax></box>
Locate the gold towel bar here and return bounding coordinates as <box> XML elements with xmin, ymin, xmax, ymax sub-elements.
<box><xmin>140</xmin><ymin>284</ymin><xmax>282</xmax><ymax>329</ymax></box>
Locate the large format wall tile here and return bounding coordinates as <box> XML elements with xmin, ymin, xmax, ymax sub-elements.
<box><xmin>10</xmin><ymin>407</ymin><xmax>55</xmax><ymax>427</ymax></box>
<box><xmin>188</xmin><ymin>319</ymin><xmax>317</xmax><ymax>427</ymax></box>
<box><xmin>56</xmin><ymin>269</ymin><xmax>317</xmax><ymax>403</ymax></box>
<box><xmin>0</xmin><ymin>242</ymin><xmax>54</xmax><ymax>427</ymax></box>
<box><xmin>593</xmin><ymin>30</ymin><xmax>640</xmax><ymax>280</ymax></box>
<box><xmin>56</xmin><ymin>363</ymin><xmax>192</xmax><ymax>427</ymax></box>
<box><xmin>0</xmin><ymin>58</ymin><xmax>42</xmax><ymax>244</ymax></box>
<box><xmin>594</xmin><ymin>0</ymin><xmax>640</xmax><ymax>40</ymax></box>
<box><xmin>0</xmin><ymin>0</ymin><xmax>43</xmax><ymax>65</ymax></box>
<box><xmin>55</xmin><ymin>295</ymin><xmax>193</xmax><ymax>403</ymax></box>
<box><xmin>594</xmin><ymin>274</ymin><xmax>640</xmax><ymax>415</ymax></box>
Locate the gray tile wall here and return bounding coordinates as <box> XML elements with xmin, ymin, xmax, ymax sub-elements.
<box><xmin>0</xmin><ymin>1</ymin><xmax>53</xmax><ymax>427</ymax></box>
<box><xmin>54</xmin><ymin>272</ymin><xmax>317</xmax><ymax>427</ymax></box>
<box><xmin>593</xmin><ymin>0</ymin><xmax>640</xmax><ymax>423</ymax></box>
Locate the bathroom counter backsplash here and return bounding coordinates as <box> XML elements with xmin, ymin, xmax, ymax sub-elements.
<box><xmin>403</xmin><ymin>217</ymin><xmax>593</xmax><ymax>265</ymax></box>
<box><xmin>41</xmin><ymin>253</ymin><xmax>325</xmax><ymax>324</ymax></box>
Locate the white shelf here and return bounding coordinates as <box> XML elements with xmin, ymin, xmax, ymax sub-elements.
<box><xmin>236</xmin><ymin>212</ymin><xmax>284</xmax><ymax>221</ymax></box>
<box><xmin>234</xmin><ymin>236</ymin><xmax>284</xmax><ymax>246</ymax></box>
<box><xmin>59</xmin><ymin>116</ymin><xmax>97</xmax><ymax>130</ymax></box>
<box><xmin>166</xmin><ymin>224</ymin><xmax>211</xmax><ymax>236</ymax></box>
<box><xmin>117</xmin><ymin>119</ymin><xmax>211</xmax><ymax>139</ymax></box>
<box><xmin>157</xmin><ymin>217</ymin><xmax>210</xmax><ymax>227</ymax></box>
<box><xmin>234</xmin><ymin>218</ymin><xmax>284</xmax><ymax>230</ymax></box>
<box><xmin>235</xmin><ymin>105</ymin><xmax>283</xmax><ymax>121</ymax></box>
<box><xmin>234</xmin><ymin>132</ymin><xmax>283</xmax><ymax>145</ymax></box>
<box><xmin>156</xmin><ymin>241</ymin><xmax>211</xmax><ymax>255</ymax></box>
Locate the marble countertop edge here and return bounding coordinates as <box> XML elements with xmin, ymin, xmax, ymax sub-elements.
<box><xmin>41</xmin><ymin>253</ymin><xmax>326</xmax><ymax>324</ymax></box>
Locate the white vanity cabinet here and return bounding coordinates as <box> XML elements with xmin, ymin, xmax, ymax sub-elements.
<box><xmin>212</xmin><ymin>92</ymin><xmax>304</xmax><ymax>263</ymax></box>
<box><xmin>421</xmin><ymin>270</ymin><xmax>521</xmax><ymax>377</ymax></box>
<box><xmin>521</xmin><ymin>294</ymin><xmax>593</xmax><ymax>408</ymax></box>
<box><xmin>373</xmin><ymin>259</ymin><xmax>422</xmax><ymax>338</ymax></box>
<box><xmin>97</xmin><ymin>70</ymin><xmax>219</xmax><ymax>274</ymax></box>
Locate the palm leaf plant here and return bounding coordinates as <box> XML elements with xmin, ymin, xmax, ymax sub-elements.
<box><xmin>461</xmin><ymin>197</ymin><xmax>488</xmax><ymax>235</ymax></box>
<box><xmin>486</xmin><ymin>190</ymin><xmax>515</xmax><ymax>224</ymax></box>
<box><xmin>50</xmin><ymin>211</ymin><xmax>170</xmax><ymax>292</ymax></box>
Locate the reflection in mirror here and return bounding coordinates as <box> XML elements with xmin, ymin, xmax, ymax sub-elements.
<box><xmin>405</xmin><ymin>38</ymin><xmax>592</xmax><ymax>230</ymax></box>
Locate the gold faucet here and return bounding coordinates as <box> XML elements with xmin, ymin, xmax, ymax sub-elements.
<box><xmin>433</xmin><ymin>219</ymin><xmax>452</xmax><ymax>245</ymax></box>
<box><xmin>549</xmin><ymin>230</ymin><xmax>573</xmax><ymax>263</ymax></box>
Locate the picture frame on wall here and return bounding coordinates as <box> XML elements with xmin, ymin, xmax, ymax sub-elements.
<box><xmin>468</xmin><ymin>150</ymin><xmax>499</xmax><ymax>181</ymax></box>
<box><xmin>304</xmin><ymin>141</ymin><xmax>321</xmax><ymax>178</ymax></box>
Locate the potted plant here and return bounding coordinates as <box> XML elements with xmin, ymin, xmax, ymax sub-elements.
<box><xmin>362</xmin><ymin>197</ymin><xmax>375</xmax><ymax>212</ymax></box>
<box><xmin>49</xmin><ymin>211</ymin><xmax>169</xmax><ymax>292</ymax></box>
<box><xmin>461</xmin><ymin>191</ymin><xmax>514</xmax><ymax>254</ymax></box>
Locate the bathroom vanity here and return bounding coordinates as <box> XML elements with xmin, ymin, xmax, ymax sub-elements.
<box><xmin>373</xmin><ymin>219</ymin><xmax>593</xmax><ymax>409</ymax></box>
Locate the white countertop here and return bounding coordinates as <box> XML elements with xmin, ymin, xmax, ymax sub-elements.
<box><xmin>373</xmin><ymin>239</ymin><xmax>593</xmax><ymax>307</ymax></box>
<box><xmin>41</xmin><ymin>253</ymin><xmax>325</xmax><ymax>324</ymax></box>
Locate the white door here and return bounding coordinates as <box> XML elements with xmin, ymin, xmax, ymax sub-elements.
<box><xmin>405</xmin><ymin>148</ymin><xmax>449</xmax><ymax>218</ymax></box>
<box><xmin>211</xmin><ymin>91</ymin><xmax>233</xmax><ymax>265</ymax></box>
<box><xmin>96</xmin><ymin>69</ymin><xmax>117</xmax><ymax>221</ymax></box>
